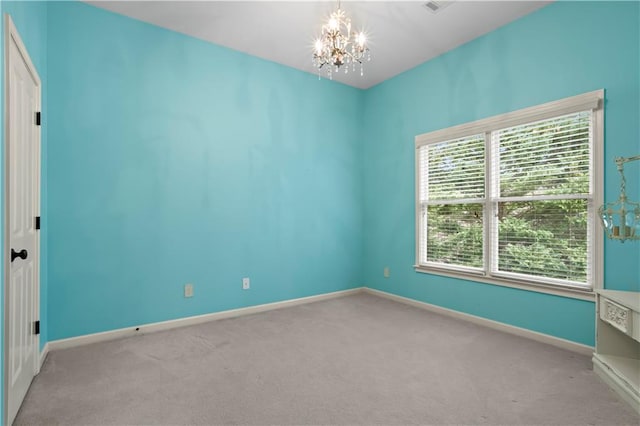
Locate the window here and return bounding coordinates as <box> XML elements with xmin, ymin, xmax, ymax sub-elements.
<box><xmin>415</xmin><ymin>91</ymin><xmax>603</xmax><ymax>294</ymax></box>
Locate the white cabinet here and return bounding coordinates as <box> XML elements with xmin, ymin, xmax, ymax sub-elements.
<box><xmin>593</xmin><ymin>289</ymin><xmax>640</xmax><ymax>413</ymax></box>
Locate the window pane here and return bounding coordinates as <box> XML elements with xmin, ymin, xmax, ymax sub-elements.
<box><xmin>422</xmin><ymin>134</ymin><xmax>484</xmax><ymax>201</ymax></box>
<box><xmin>496</xmin><ymin>111</ymin><xmax>591</xmax><ymax>197</ymax></box>
<box><xmin>425</xmin><ymin>203</ymin><xmax>484</xmax><ymax>268</ymax></box>
<box><xmin>496</xmin><ymin>200</ymin><xmax>588</xmax><ymax>284</ymax></box>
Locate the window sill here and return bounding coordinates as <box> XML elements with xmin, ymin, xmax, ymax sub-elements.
<box><xmin>413</xmin><ymin>265</ymin><xmax>596</xmax><ymax>302</ymax></box>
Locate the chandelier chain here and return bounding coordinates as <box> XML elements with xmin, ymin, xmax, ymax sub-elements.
<box><xmin>615</xmin><ymin>155</ymin><xmax>640</xmax><ymax>200</ymax></box>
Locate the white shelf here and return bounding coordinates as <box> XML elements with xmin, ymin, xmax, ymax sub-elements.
<box><xmin>594</xmin><ymin>353</ymin><xmax>640</xmax><ymax>391</ymax></box>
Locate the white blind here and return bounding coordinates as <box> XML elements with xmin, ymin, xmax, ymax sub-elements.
<box><xmin>420</xmin><ymin>134</ymin><xmax>485</xmax><ymax>202</ymax></box>
<box><xmin>418</xmin><ymin>134</ymin><xmax>485</xmax><ymax>268</ymax></box>
<box><xmin>424</xmin><ymin>203</ymin><xmax>484</xmax><ymax>268</ymax></box>
<box><xmin>491</xmin><ymin>111</ymin><xmax>592</xmax><ymax>286</ymax></box>
<box><xmin>493</xmin><ymin>200</ymin><xmax>589</xmax><ymax>284</ymax></box>
<box><xmin>494</xmin><ymin>111</ymin><xmax>592</xmax><ymax>198</ymax></box>
<box><xmin>415</xmin><ymin>91</ymin><xmax>602</xmax><ymax>290</ymax></box>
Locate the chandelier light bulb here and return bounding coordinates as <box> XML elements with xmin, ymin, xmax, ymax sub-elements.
<box><xmin>312</xmin><ymin>0</ymin><xmax>370</xmax><ymax>80</ymax></box>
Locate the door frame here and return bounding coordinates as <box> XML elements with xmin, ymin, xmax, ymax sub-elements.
<box><xmin>3</xmin><ymin>13</ymin><xmax>41</xmax><ymax>425</ymax></box>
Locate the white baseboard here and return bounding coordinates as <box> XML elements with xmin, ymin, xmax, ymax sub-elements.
<box><xmin>46</xmin><ymin>286</ymin><xmax>593</xmax><ymax>357</ymax></box>
<box><xmin>48</xmin><ymin>287</ymin><xmax>363</xmax><ymax>351</ymax></box>
<box><xmin>363</xmin><ymin>287</ymin><xmax>594</xmax><ymax>356</ymax></box>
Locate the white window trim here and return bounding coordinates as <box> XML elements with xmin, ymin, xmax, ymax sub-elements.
<box><xmin>414</xmin><ymin>90</ymin><xmax>604</xmax><ymax>301</ymax></box>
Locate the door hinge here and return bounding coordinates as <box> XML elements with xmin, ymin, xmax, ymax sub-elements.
<box><xmin>34</xmin><ymin>320</ymin><xmax>40</xmax><ymax>335</ymax></box>
<box><xmin>35</xmin><ymin>216</ymin><xmax>41</xmax><ymax>230</ymax></box>
<box><xmin>35</xmin><ymin>111</ymin><xmax>41</xmax><ymax>126</ymax></box>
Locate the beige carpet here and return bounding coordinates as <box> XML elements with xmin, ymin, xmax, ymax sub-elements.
<box><xmin>14</xmin><ymin>293</ymin><xmax>639</xmax><ymax>425</ymax></box>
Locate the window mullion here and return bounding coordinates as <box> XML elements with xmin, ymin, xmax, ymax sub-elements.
<box><xmin>417</xmin><ymin>146</ymin><xmax>427</xmax><ymax>265</ymax></box>
<box><xmin>485</xmin><ymin>130</ymin><xmax>498</xmax><ymax>277</ymax></box>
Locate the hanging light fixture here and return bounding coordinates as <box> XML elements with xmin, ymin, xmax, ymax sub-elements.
<box><xmin>312</xmin><ymin>0</ymin><xmax>370</xmax><ymax>80</ymax></box>
<box><xmin>599</xmin><ymin>155</ymin><xmax>640</xmax><ymax>242</ymax></box>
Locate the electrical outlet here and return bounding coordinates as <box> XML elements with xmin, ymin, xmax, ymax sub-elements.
<box><xmin>384</xmin><ymin>267</ymin><xmax>390</xmax><ymax>278</ymax></box>
<box><xmin>242</xmin><ymin>277</ymin><xmax>250</xmax><ymax>290</ymax></box>
<box><xmin>184</xmin><ymin>283</ymin><xmax>194</xmax><ymax>298</ymax></box>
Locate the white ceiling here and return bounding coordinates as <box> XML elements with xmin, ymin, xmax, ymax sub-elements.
<box><xmin>86</xmin><ymin>1</ymin><xmax>552</xmax><ymax>89</ymax></box>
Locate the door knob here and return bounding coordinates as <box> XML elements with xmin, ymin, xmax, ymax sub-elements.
<box><xmin>11</xmin><ymin>248</ymin><xmax>27</xmax><ymax>262</ymax></box>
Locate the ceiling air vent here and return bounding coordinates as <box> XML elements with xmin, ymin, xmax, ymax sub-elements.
<box><xmin>423</xmin><ymin>1</ymin><xmax>454</xmax><ymax>14</ymax></box>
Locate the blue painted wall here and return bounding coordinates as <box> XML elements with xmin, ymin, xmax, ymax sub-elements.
<box><xmin>362</xmin><ymin>1</ymin><xmax>640</xmax><ymax>346</ymax></box>
<box><xmin>0</xmin><ymin>1</ymin><xmax>48</xmax><ymax>422</ymax></box>
<box><xmin>46</xmin><ymin>2</ymin><xmax>364</xmax><ymax>340</ymax></box>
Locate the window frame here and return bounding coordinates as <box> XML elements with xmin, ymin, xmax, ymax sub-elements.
<box><xmin>414</xmin><ymin>90</ymin><xmax>604</xmax><ymax>301</ymax></box>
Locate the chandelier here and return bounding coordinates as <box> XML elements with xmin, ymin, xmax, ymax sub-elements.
<box><xmin>312</xmin><ymin>0</ymin><xmax>370</xmax><ymax>79</ymax></box>
<box><xmin>599</xmin><ymin>154</ymin><xmax>640</xmax><ymax>242</ymax></box>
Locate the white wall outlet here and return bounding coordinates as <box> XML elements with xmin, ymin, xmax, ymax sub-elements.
<box><xmin>242</xmin><ymin>277</ymin><xmax>250</xmax><ymax>290</ymax></box>
<box><xmin>184</xmin><ymin>283</ymin><xmax>194</xmax><ymax>298</ymax></box>
<box><xmin>384</xmin><ymin>267</ymin><xmax>390</xmax><ymax>278</ymax></box>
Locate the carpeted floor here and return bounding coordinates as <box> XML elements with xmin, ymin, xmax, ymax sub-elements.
<box><xmin>14</xmin><ymin>293</ymin><xmax>640</xmax><ymax>425</ymax></box>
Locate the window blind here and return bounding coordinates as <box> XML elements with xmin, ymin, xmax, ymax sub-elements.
<box><xmin>490</xmin><ymin>111</ymin><xmax>592</xmax><ymax>287</ymax></box>
<box><xmin>418</xmin><ymin>134</ymin><xmax>485</xmax><ymax>268</ymax></box>
<box><xmin>415</xmin><ymin>93</ymin><xmax>600</xmax><ymax>291</ymax></box>
<box><xmin>420</xmin><ymin>134</ymin><xmax>485</xmax><ymax>202</ymax></box>
<box><xmin>493</xmin><ymin>111</ymin><xmax>592</xmax><ymax>199</ymax></box>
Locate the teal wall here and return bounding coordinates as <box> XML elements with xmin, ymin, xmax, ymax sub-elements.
<box><xmin>0</xmin><ymin>1</ymin><xmax>48</xmax><ymax>422</ymax></box>
<box><xmin>46</xmin><ymin>1</ymin><xmax>364</xmax><ymax>340</ymax></box>
<box><xmin>362</xmin><ymin>1</ymin><xmax>640</xmax><ymax>347</ymax></box>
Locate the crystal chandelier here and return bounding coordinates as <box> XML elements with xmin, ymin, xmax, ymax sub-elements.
<box><xmin>599</xmin><ymin>155</ymin><xmax>640</xmax><ymax>242</ymax></box>
<box><xmin>312</xmin><ymin>0</ymin><xmax>370</xmax><ymax>80</ymax></box>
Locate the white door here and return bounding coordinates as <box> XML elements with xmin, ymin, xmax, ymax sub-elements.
<box><xmin>4</xmin><ymin>14</ymin><xmax>41</xmax><ymax>426</ymax></box>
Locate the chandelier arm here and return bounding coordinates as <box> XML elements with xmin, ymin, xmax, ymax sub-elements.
<box><xmin>615</xmin><ymin>154</ymin><xmax>640</xmax><ymax>165</ymax></box>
